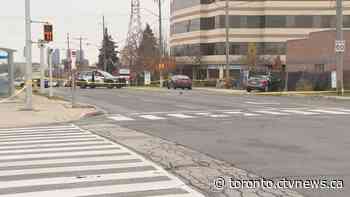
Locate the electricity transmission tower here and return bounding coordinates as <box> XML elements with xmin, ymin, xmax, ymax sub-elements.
<box><xmin>125</xmin><ymin>0</ymin><xmax>142</xmax><ymax>71</ymax></box>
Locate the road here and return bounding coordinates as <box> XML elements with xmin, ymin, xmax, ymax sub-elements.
<box><xmin>55</xmin><ymin>87</ymin><xmax>350</xmax><ymax>197</ymax></box>
<box><xmin>0</xmin><ymin>124</ymin><xmax>203</xmax><ymax>197</ymax></box>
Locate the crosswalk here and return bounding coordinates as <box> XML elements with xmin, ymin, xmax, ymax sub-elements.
<box><xmin>108</xmin><ymin>107</ymin><xmax>350</xmax><ymax>122</ymax></box>
<box><xmin>0</xmin><ymin>125</ymin><xmax>204</xmax><ymax>197</ymax></box>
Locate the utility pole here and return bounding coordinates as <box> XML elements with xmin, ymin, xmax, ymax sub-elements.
<box><xmin>158</xmin><ymin>0</ymin><xmax>164</xmax><ymax>88</ymax></box>
<box><xmin>67</xmin><ymin>33</ymin><xmax>76</xmax><ymax>107</ymax></box>
<box><xmin>336</xmin><ymin>0</ymin><xmax>345</xmax><ymax>96</ymax></box>
<box><xmin>225</xmin><ymin>0</ymin><xmax>230</xmax><ymax>84</ymax></box>
<box><xmin>47</xmin><ymin>48</ymin><xmax>53</xmax><ymax>98</ymax></box>
<box><xmin>25</xmin><ymin>0</ymin><xmax>33</xmax><ymax>110</ymax></box>
<box><xmin>103</xmin><ymin>16</ymin><xmax>107</xmax><ymax>72</ymax></box>
<box><xmin>38</xmin><ymin>40</ymin><xmax>46</xmax><ymax>94</ymax></box>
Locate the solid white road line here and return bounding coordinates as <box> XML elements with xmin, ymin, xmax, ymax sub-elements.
<box><xmin>208</xmin><ymin>114</ymin><xmax>230</xmax><ymax>118</ymax></box>
<box><xmin>0</xmin><ymin>149</ymin><xmax>127</xmax><ymax>160</ymax></box>
<box><xmin>255</xmin><ymin>110</ymin><xmax>289</xmax><ymax>115</ymax></box>
<box><xmin>0</xmin><ymin>141</ymin><xmax>111</xmax><ymax>150</ymax></box>
<box><xmin>0</xmin><ymin>162</ymin><xmax>150</xmax><ymax>176</ymax></box>
<box><xmin>223</xmin><ymin>111</ymin><xmax>242</xmax><ymax>114</ymax></box>
<box><xmin>0</xmin><ymin>171</ymin><xmax>163</xmax><ymax>189</ymax></box>
<box><xmin>243</xmin><ymin>113</ymin><xmax>261</xmax><ymax>117</ymax></box>
<box><xmin>309</xmin><ymin>109</ymin><xmax>350</xmax><ymax>115</ymax></box>
<box><xmin>139</xmin><ymin>115</ymin><xmax>166</xmax><ymax>120</ymax></box>
<box><xmin>0</xmin><ymin>126</ymin><xmax>77</xmax><ymax>132</ymax></box>
<box><xmin>0</xmin><ymin>128</ymin><xmax>82</xmax><ymax>135</ymax></box>
<box><xmin>0</xmin><ymin>180</ymin><xmax>200</xmax><ymax>197</ymax></box>
<box><xmin>109</xmin><ymin>115</ymin><xmax>135</xmax><ymax>121</ymax></box>
<box><xmin>0</xmin><ymin>155</ymin><xmax>138</xmax><ymax>167</ymax></box>
<box><xmin>167</xmin><ymin>114</ymin><xmax>195</xmax><ymax>119</ymax></box>
<box><xmin>0</xmin><ymin>144</ymin><xmax>120</xmax><ymax>154</ymax></box>
<box><xmin>281</xmin><ymin>110</ymin><xmax>320</xmax><ymax>115</ymax></box>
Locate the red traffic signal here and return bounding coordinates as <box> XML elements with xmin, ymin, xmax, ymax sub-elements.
<box><xmin>44</xmin><ymin>24</ymin><xmax>53</xmax><ymax>42</ymax></box>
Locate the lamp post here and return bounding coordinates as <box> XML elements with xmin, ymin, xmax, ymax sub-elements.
<box><xmin>25</xmin><ymin>0</ymin><xmax>33</xmax><ymax>110</ymax></box>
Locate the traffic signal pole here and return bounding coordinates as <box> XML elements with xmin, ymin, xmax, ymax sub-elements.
<box><xmin>25</xmin><ymin>0</ymin><xmax>33</xmax><ymax>110</ymax></box>
<box><xmin>336</xmin><ymin>0</ymin><xmax>345</xmax><ymax>96</ymax></box>
<box><xmin>158</xmin><ymin>0</ymin><xmax>164</xmax><ymax>88</ymax></box>
<box><xmin>38</xmin><ymin>40</ymin><xmax>46</xmax><ymax>94</ymax></box>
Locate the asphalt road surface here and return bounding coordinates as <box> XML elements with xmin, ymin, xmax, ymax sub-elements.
<box><xmin>55</xmin><ymin>87</ymin><xmax>350</xmax><ymax>197</ymax></box>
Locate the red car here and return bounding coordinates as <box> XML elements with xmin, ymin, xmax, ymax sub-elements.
<box><xmin>246</xmin><ymin>75</ymin><xmax>270</xmax><ymax>92</ymax></box>
<box><xmin>167</xmin><ymin>75</ymin><xmax>192</xmax><ymax>90</ymax></box>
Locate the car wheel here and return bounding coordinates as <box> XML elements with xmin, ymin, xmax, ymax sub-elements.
<box><xmin>80</xmin><ymin>84</ymin><xmax>87</xmax><ymax>89</ymax></box>
<box><xmin>247</xmin><ymin>88</ymin><xmax>251</xmax><ymax>92</ymax></box>
<box><xmin>188</xmin><ymin>86</ymin><xmax>192</xmax><ymax>90</ymax></box>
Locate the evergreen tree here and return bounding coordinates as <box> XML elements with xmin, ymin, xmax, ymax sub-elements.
<box><xmin>98</xmin><ymin>28</ymin><xmax>119</xmax><ymax>73</ymax></box>
<box><xmin>136</xmin><ymin>24</ymin><xmax>160</xmax><ymax>74</ymax></box>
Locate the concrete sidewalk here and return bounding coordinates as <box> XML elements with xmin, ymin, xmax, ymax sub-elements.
<box><xmin>0</xmin><ymin>93</ymin><xmax>95</xmax><ymax>128</ymax></box>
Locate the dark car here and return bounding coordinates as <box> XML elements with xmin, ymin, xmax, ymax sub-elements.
<box><xmin>77</xmin><ymin>70</ymin><xmax>126</xmax><ymax>89</ymax></box>
<box><xmin>167</xmin><ymin>75</ymin><xmax>192</xmax><ymax>90</ymax></box>
<box><xmin>246</xmin><ymin>74</ymin><xmax>282</xmax><ymax>92</ymax></box>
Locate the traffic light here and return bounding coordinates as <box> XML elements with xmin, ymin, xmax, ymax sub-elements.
<box><xmin>44</xmin><ymin>24</ymin><xmax>53</xmax><ymax>42</ymax></box>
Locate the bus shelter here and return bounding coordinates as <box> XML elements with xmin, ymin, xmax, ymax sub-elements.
<box><xmin>0</xmin><ymin>47</ymin><xmax>16</xmax><ymax>97</ymax></box>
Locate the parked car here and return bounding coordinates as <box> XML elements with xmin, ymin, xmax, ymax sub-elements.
<box><xmin>77</xmin><ymin>70</ymin><xmax>126</xmax><ymax>89</ymax></box>
<box><xmin>166</xmin><ymin>75</ymin><xmax>192</xmax><ymax>90</ymax></box>
<box><xmin>14</xmin><ymin>79</ymin><xmax>25</xmax><ymax>88</ymax></box>
<box><xmin>246</xmin><ymin>74</ymin><xmax>282</xmax><ymax>92</ymax></box>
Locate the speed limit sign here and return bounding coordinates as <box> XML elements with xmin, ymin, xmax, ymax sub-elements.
<box><xmin>335</xmin><ymin>40</ymin><xmax>346</xmax><ymax>53</ymax></box>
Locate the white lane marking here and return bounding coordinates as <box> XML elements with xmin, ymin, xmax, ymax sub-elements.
<box><xmin>281</xmin><ymin>110</ymin><xmax>320</xmax><ymax>115</ymax></box>
<box><xmin>255</xmin><ymin>110</ymin><xmax>289</xmax><ymax>115</ymax></box>
<box><xmin>139</xmin><ymin>115</ymin><xmax>166</xmax><ymax>120</ymax></box>
<box><xmin>0</xmin><ymin>162</ymin><xmax>149</xmax><ymax>176</ymax></box>
<box><xmin>0</xmin><ymin>155</ymin><xmax>138</xmax><ymax>167</ymax></box>
<box><xmin>194</xmin><ymin>113</ymin><xmax>229</xmax><ymax>118</ymax></box>
<box><xmin>330</xmin><ymin>108</ymin><xmax>350</xmax><ymax>112</ymax></box>
<box><xmin>244</xmin><ymin>113</ymin><xmax>261</xmax><ymax>117</ymax></box>
<box><xmin>209</xmin><ymin>114</ymin><xmax>230</xmax><ymax>118</ymax></box>
<box><xmin>0</xmin><ymin>135</ymin><xmax>96</xmax><ymax>142</ymax></box>
<box><xmin>0</xmin><ymin>128</ymin><xmax>81</xmax><ymax>135</ymax></box>
<box><xmin>0</xmin><ymin>171</ymin><xmax>163</xmax><ymax>189</ymax></box>
<box><xmin>0</xmin><ymin>141</ymin><xmax>110</xmax><ymax>150</ymax></box>
<box><xmin>245</xmin><ymin>101</ymin><xmax>280</xmax><ymax>105</ymax></box>
<box><xmin>167</xmin><ymin>114</ymin><xmax>195</xmax><ymax>119</ymax></box>
<box><xmin>0</xmin><ymin>126</ymin><xmax>77</xmax><ymax>132</ymax></box>
<box><xmin>0</xmin><ymin>144</ymin><xmax>119</xmax><ymax>154</ymax></box>
<box><xmin>223</xmin><ymin>111</ymin><xmax>242</xmax><ymax>114</ymax></box>
<box><xmin>0</xmin><ymin>149</ymin><xmax>127</xmax><ymax>160</ymax></box>
<box><xmin>309</xmin><ymin>109</ymin><xmax>350</xmax><ymax>115</ymax></box>
<box><xmin>194</xmin><ymin>113</ymin><xmax>211</xmax><ymax>116</ymax></box>
<box><xmin>0</xmin><ymin>137</ymin><xmax>99</xmax><ymax>145</ymax></box>
<box><xmin>109</xmin><ymin>115</ymin><xmax>135</xmax><ymax>121</ymax></box>
<box><xmin>0</xmin><ymin>180</ymin><xmax>201</xmax><ymax>197</ymax></box>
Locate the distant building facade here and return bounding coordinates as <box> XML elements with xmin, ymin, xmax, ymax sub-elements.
<box><xmin>170</xmin><ymin>0</ymin><xmax>350</xmax><ymax>80</ymax></box>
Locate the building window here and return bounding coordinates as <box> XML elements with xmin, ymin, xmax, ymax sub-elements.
<box><xmin>294</xmin><ymin>15</ymin><xmax>313</xmax><ymax>28</ymax></box>
<box><xmin>201</xmin><ymin>17</ymin><xmax>215</xmax><ymax>30</ymax></box>
<box><xmin>315</xmin><ymin>64</ymin><xmax>325</xmax><ymax>72</ymax></box>
<box><xmin>246</xmin><ymin>16</ymin><xmax>265</xmax><ymax>28</ymax></box>
<box><xmin>265</xmin><ymin>16</ymin><xmax>286</xmax><ymax>28</ymax></box>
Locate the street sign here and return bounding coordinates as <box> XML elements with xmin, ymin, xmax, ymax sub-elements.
<box><xmin>335</xmin><ymin>40</ymin><xmax>346</xmax><ymax>53</ymax></box>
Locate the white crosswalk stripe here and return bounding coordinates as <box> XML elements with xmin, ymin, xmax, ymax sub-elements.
<box><xmin>255</xmin><ymin>110</ymin><xmax>290</xmax><ymax>115</ymax></box>
<box><xmin>0</xmin><ymin>125</ymin><xmax>204</xmax><ymax>197</ymax></box>
<box><xmin>167</xmin><ymin>114</ymin><xmax>194</xmax><ymax>119</ymax></box>
<box><xmin>309</xmin><ymin>109</ymin><xmax>350</xmax><ymax>115</ymax></box>
<box><xmin>106</xmin><ymin>108</ymin><xmax>350</xmax><ymax>122</ymax></box>
<box><xmin>139</xmin><ymin>115</ymin><xmax>166</xmax><ymax>120</ymax></box>
<box><xmin>281</xmin><ymin>110</ymin><xmax>320</xmax><ymax>115</ymax></box>
<box><xmin>109</xmin><ymin>115</ymin><xmax>135</xmax><ymax>121</ymax></box>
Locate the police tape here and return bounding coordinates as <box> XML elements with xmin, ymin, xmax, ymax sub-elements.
<box><xmin>0</xmin><ymin>87</ymin><xmax>26</xmax><ymax>104</ymax></box>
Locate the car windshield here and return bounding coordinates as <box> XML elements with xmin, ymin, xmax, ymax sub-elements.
<box><xmin>98</xmin><ymin>70</ymin><xmax>114</xmax><ymax>78</ymax></box>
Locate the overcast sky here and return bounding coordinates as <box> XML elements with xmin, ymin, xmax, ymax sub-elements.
<box><xmin>0</xmin><ymin>0</ymin><xmax>170</xmax><ymax>64</ymax></box>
